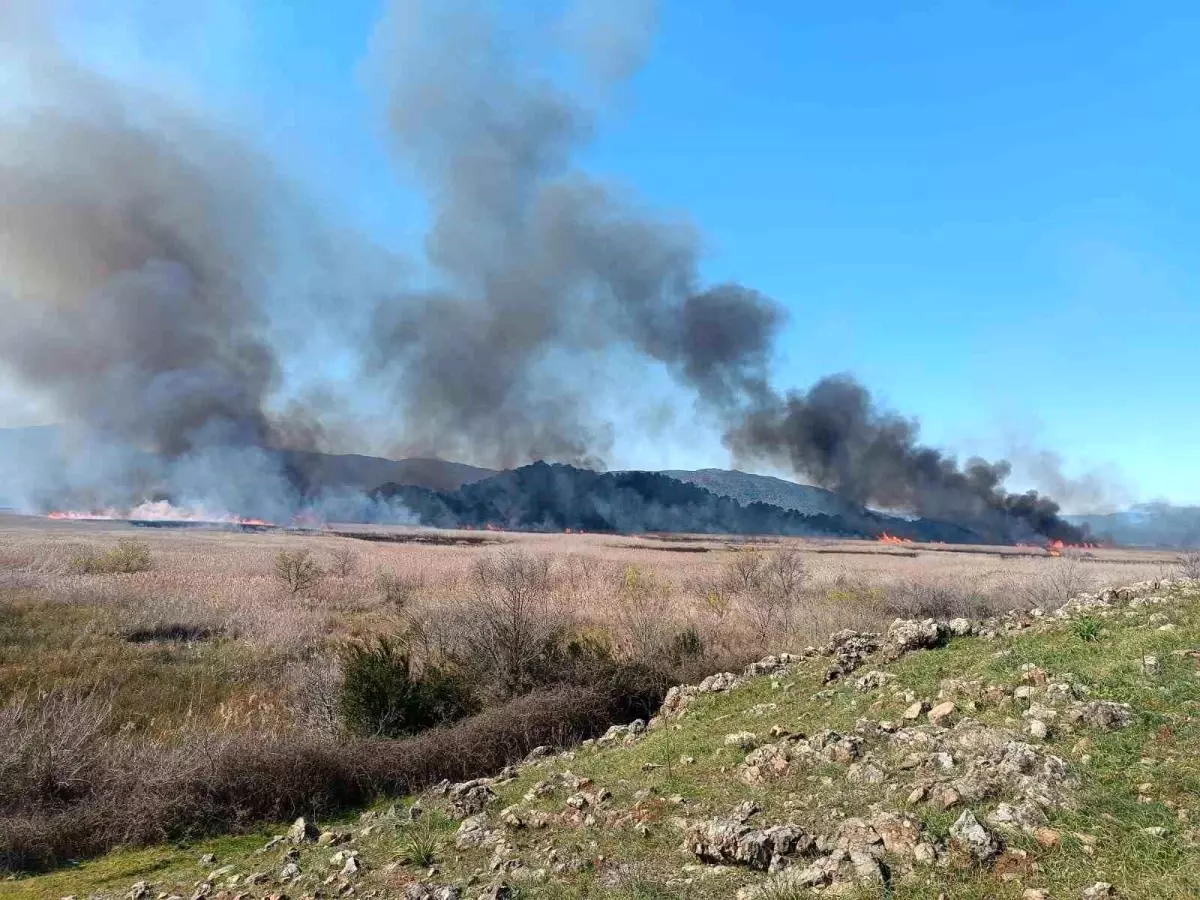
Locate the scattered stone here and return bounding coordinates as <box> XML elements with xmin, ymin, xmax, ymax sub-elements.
<box><xmin>928</xmin><ymin>701</ymin><xmax>956</xmax><ymax>727</ymax></box>
<box><xmin>683</xmin><ymin>818</ymin><xmax>815</xmax><ymax>872</ymax></box>
<box><xmin>1081</xmin><ymin>883</ymin><xmax>1117</xmax><ymax>900</ymax></box>
<box><xmin>928</xmin><ymin>783</ymin><xmax>963</xmax><ymax>810</ymax></box>
<box><xmin>949</xmin><ymin>810</ymin><xmax>1004</xmax><ymax>864</ymax></box>
<box><xmin>1067</xmin><ymin>701</ymin><xmax>1134</xmax><ymax>731</ymax></box>
<box><xmin>846</xmin><ymin>761</ymin><xmax>887</xmax><ymax>784</ymax></box>
<box><xmin>449</xmin><ymin>779</ymin><xmax>499</xmax><ymax>816</ymax></box>
<box><xmin>456</xmin><ymin>815</ymin><xmax>498</xmax><ymax>851</ymax></box>
<box><xmin>824</xmin><ymin>630</ymin><xmax>883</xmax><ymax>681</ymax></box>
<box><xmin>725</xmin><ymin>731</ymin><xmax>758</xmax><ymax>750</ymax></box>
<box><xmin>1034</xmin><ymin>827</ymin><xmax>1061</xmax><ymax>848</ymax></box>
<box><xmin>1023</xmin><ymin>890</ymin><xmax>1051</xmax><ymax>900</ymax></box>
<box><xmin>279</xmin><ymin>862</ymin><xmax>301</xmax><ymax>880</ymax></box>
<box><xmin>404</xmin><ymin>887</ymin><xmax>462</xmax><ymax>900</ymax></box>
<box><xmin>948</xmin><ymin>617</ymin><xmax>974</xmax><ymax>637</ymax></box>
<box><xmin>731</xmin><ymin>800</ymin><xmax>762</xmax><ymax>823</ymax></box>
<box><xmin>854</xmin><ymin>671</ymin><xmax>895</xmax><ymax>692</ymax></box>
<box><xmin>287</xmin><ymin>817</ymin><xmax>320</xmax><ymax>844</ymax></box>
<box><xmin>903</xmin><ymin>701</ymin><xmax>928</xmax><ymax>721</ymax></box>
<box><xmin>885</xmin><ymin>619</ymin><xmax>945</xmax><ymax>659</ymax></box>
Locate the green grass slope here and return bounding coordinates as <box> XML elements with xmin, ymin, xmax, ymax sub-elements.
<box><xmin>6</xmin><ymin>579</ymin><xmax>1200</xmax><ymax>900</ymax></box>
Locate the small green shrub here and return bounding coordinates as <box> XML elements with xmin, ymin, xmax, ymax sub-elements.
<box><xmin>1073</xmin><ymin>616</ymin><xmax>1104</xmax><ymax>642</ymax></box>
<box><xmin>274</xmin><ymin>549</ymin><xmax>322</xmax><ymax>596</ymax></box>
<box><xmin>338</xmin><ymin>638</ymin><xmax>476</xmax><ymax>738</ymax></box>
<box><xmin>71</xmin><ymin>540</ymin><xmax>152</xmax><ymax>575</ymax></box>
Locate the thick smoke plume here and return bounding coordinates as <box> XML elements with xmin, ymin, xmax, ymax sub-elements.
<box><xmin>369</xmin><ymin>0</ymin><xmax>781</xmax><ymax>467</ymax></box>
<box><xmin>0</xmin><ymin>41</ymin><xmax>280</xmax><ymax>456</ymax></box>
<box><xmin>728</xmin><ymin>376</ymin><xmax>1086</xmax><ymax>542</ymax></box>
<box><xmin>0</xmin><ymin>0</ymin><xmax>1099</xmax><ymax>540</ymax></box>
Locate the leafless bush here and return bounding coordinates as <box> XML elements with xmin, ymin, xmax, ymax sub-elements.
<box><xmin>453</xmin><ymin>553</ymin><xmax>561</xmax><ymax>698</ymax></box>
<box><xmin>612</xmin><ymin>564</ymin><xmax>676</xmax><ymax>661</ymax></box>
<box><xmin>1177</xmin><ymin>551</ymin><xmax>1200</xmax><ymax>581</ymax></box>
<box><xmin>375</xmin><ymin>569</ymin><xmax>424</xmax><ymax>612</ymax></box>
<box><xmin>328</xmin><ymin>545</ymin><xmax>358</xmax><ymax>578</ymax></box>
<box><xmin>560</xmin><ymin>553</ymin><xmax>599</xmax><ymax>595</ymax></box>
<box><xmin>716</xmin><ymin>548</ymin><xmax>808</xmax><ymax>647</ymax></box>
<box><xmin>274</xmin><ymin>549</ymin><xmax>322</xmax><ymax>596</ymax></box>
<box><xmin>1010</xmin><ymin>557</ymin><xmax>1096</xmax><ymax>610</ymax></box>
<box><xmin>0</xmin><ymin>691</ymin><xmax>113</xmax><ymax>815</ymax></box>
<box><xmin>0</xmin><ymin>686</ymin><xmax>619</xmax><ymax>872</ymax></box>
<box><xmin>287</xmin><ymin>656</ymin><xmax>345</xmax><ymax>738</ymax></box>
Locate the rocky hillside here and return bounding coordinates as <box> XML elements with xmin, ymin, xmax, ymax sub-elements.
<box><xmin>8</xmin><ymin>578</ymin><xmax>1200</xmax><ymax>900</ymax></box>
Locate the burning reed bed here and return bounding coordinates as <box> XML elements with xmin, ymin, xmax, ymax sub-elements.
<box><xmin>0</xmin><ymin>514</ymin><xmax>1183</xmax><ymax>871</ymax></box>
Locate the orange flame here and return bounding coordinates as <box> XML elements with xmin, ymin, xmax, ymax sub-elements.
<box><xmin>1046</xmin><ymin>538</ymin><xmax>1100</xmax><ymax>557</ymax></box>
<box><xmin>47</xmin><ymin>501</ymin><xmax>273</xmax><ymax>527</ymax></box>
<box><xmin>878</xmin><ymin>532</ymin><xmax>913</xmax><ymax>545</ymax></box>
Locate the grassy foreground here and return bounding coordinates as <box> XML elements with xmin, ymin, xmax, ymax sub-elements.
<box><xmin>5</xmin><ymin>579</ymin><xmax>1199</xmax><ymax>900</ymax></box>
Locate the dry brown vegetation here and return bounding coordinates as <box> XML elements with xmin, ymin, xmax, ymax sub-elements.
<box><xmin>0</xmin><ymin>512</ymin><xmax>1183</xmax><ymax>871</ymax></box>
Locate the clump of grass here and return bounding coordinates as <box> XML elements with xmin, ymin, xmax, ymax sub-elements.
<box><xmin>273</xmin><ymin>549</ymin><xmax>322</xmax><ymax>596</ymax></box>
<box><xmin>1073</xmin><ymin>616</ymin><xmax>1104</xmax><ymax>642</ymax></box>
<box><xmin>71</xmin><ymin>540</ymin><xmax>152</xmax><ymax>575</ymax></box>
<box><xmin>395</xmin><ymin>819</ymin><xmax>441</xmax><ymax>867</ymax></box>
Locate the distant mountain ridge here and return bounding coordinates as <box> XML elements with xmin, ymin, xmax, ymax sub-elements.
<box><xmin>375</xmin><ymin>461</ymin><xmax>985</xmax><ymax>542</ymax></box>
<box><xmin>661</xmin><ymin>468</ymin><xmax>858</xmax><ymax>518</ymax></box>
<box><xmin>1067</xmin><ymin>503</ymin><xmax>1200</xmax><ymax>549</ymax></box>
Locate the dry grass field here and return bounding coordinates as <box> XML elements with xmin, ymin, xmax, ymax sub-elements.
<box><xmin>0</xmin><ymin>512</ymin><xmax>1182</xmax><ymax>732</ymax></box>
<box><xmin>0</xmin><ymin>511</ymin><xmax>1187</xmax><ymax>871</ymax></box>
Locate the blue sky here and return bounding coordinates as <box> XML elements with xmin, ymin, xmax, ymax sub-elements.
<box><xmin>4</xmin><ymin>1</ymin><xmax>1198</xmax><ymax>506</ymax></box>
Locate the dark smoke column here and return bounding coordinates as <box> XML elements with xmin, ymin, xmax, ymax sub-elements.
<box><xmin>728</xmin><ymin>375</ymin><xmax>1087</xmax><ymax>543</ymax></box>
<box><xmin>0</xmin><ymin>39</ymin><xmax>281</xmax><ymax>456</ymax></box>
<box><xmin>367</xmin><ymin>0</ymin><xmax>785</xmax><ymax>469</ymax></box>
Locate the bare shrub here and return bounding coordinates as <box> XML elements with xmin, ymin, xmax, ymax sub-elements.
<box><xmin>1010</xmin><ymin>557</ymin><xmax>1096</xmax><ymax>610</ymax></box>
<box><xmin>287</xmin><ymin>656</ymin><xmax>344</xmax><ymax>738</ymax></box>
<box><xmin>612</xmin><ymin>564</ymin><xmax>676</xmax><ymax>662</ymax></box>
<box><xmin>1178</xmin><ymin>551</ymin><xmax>1200</xmax><ymax>581</ymax></box>
<box><xmin>883</xmin><ymin>576</ymin><xmax>969</xmax><ymax>619</ymax></box>
<box><xmin>560</xmin><ymin>553</ymin><xmax>598</xmax><ymax>596</ymax></box>
<box><xmin>70</xmin><ymin>540</ymin><xmax>152</xmax><ymax>575</ymax></box>
<box><xmin>0</xmin><ymin>691</ymin><xmax>113</xmax><ymax>814</ymax></box>
<box><xmin>274</xmin><ymin>549</ymin><xmax>322</xmax><ymax>596</ymax></box>
<box><xmin>328</xmin><ymin>545</ymin><xmax>358</xmax><ymax>578</ymax></box>
<box><xmin>453</xmin><ymin>553</ymin><xmax>560</xmax><ymax>699</ymax></box>
<box><xmin>0</xmin><ymin>686</ymin><xmax>619</xmax><ymax>872</ymax></box>
<box><xmin>375</xmin><ymin>569</ymin><xmax>424</xmax><ymax>612</ymax></box>
<box><xmin>717</xmin><ymin>548</ymin><xmax>808</xmax><ymax>648</ymax></box>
